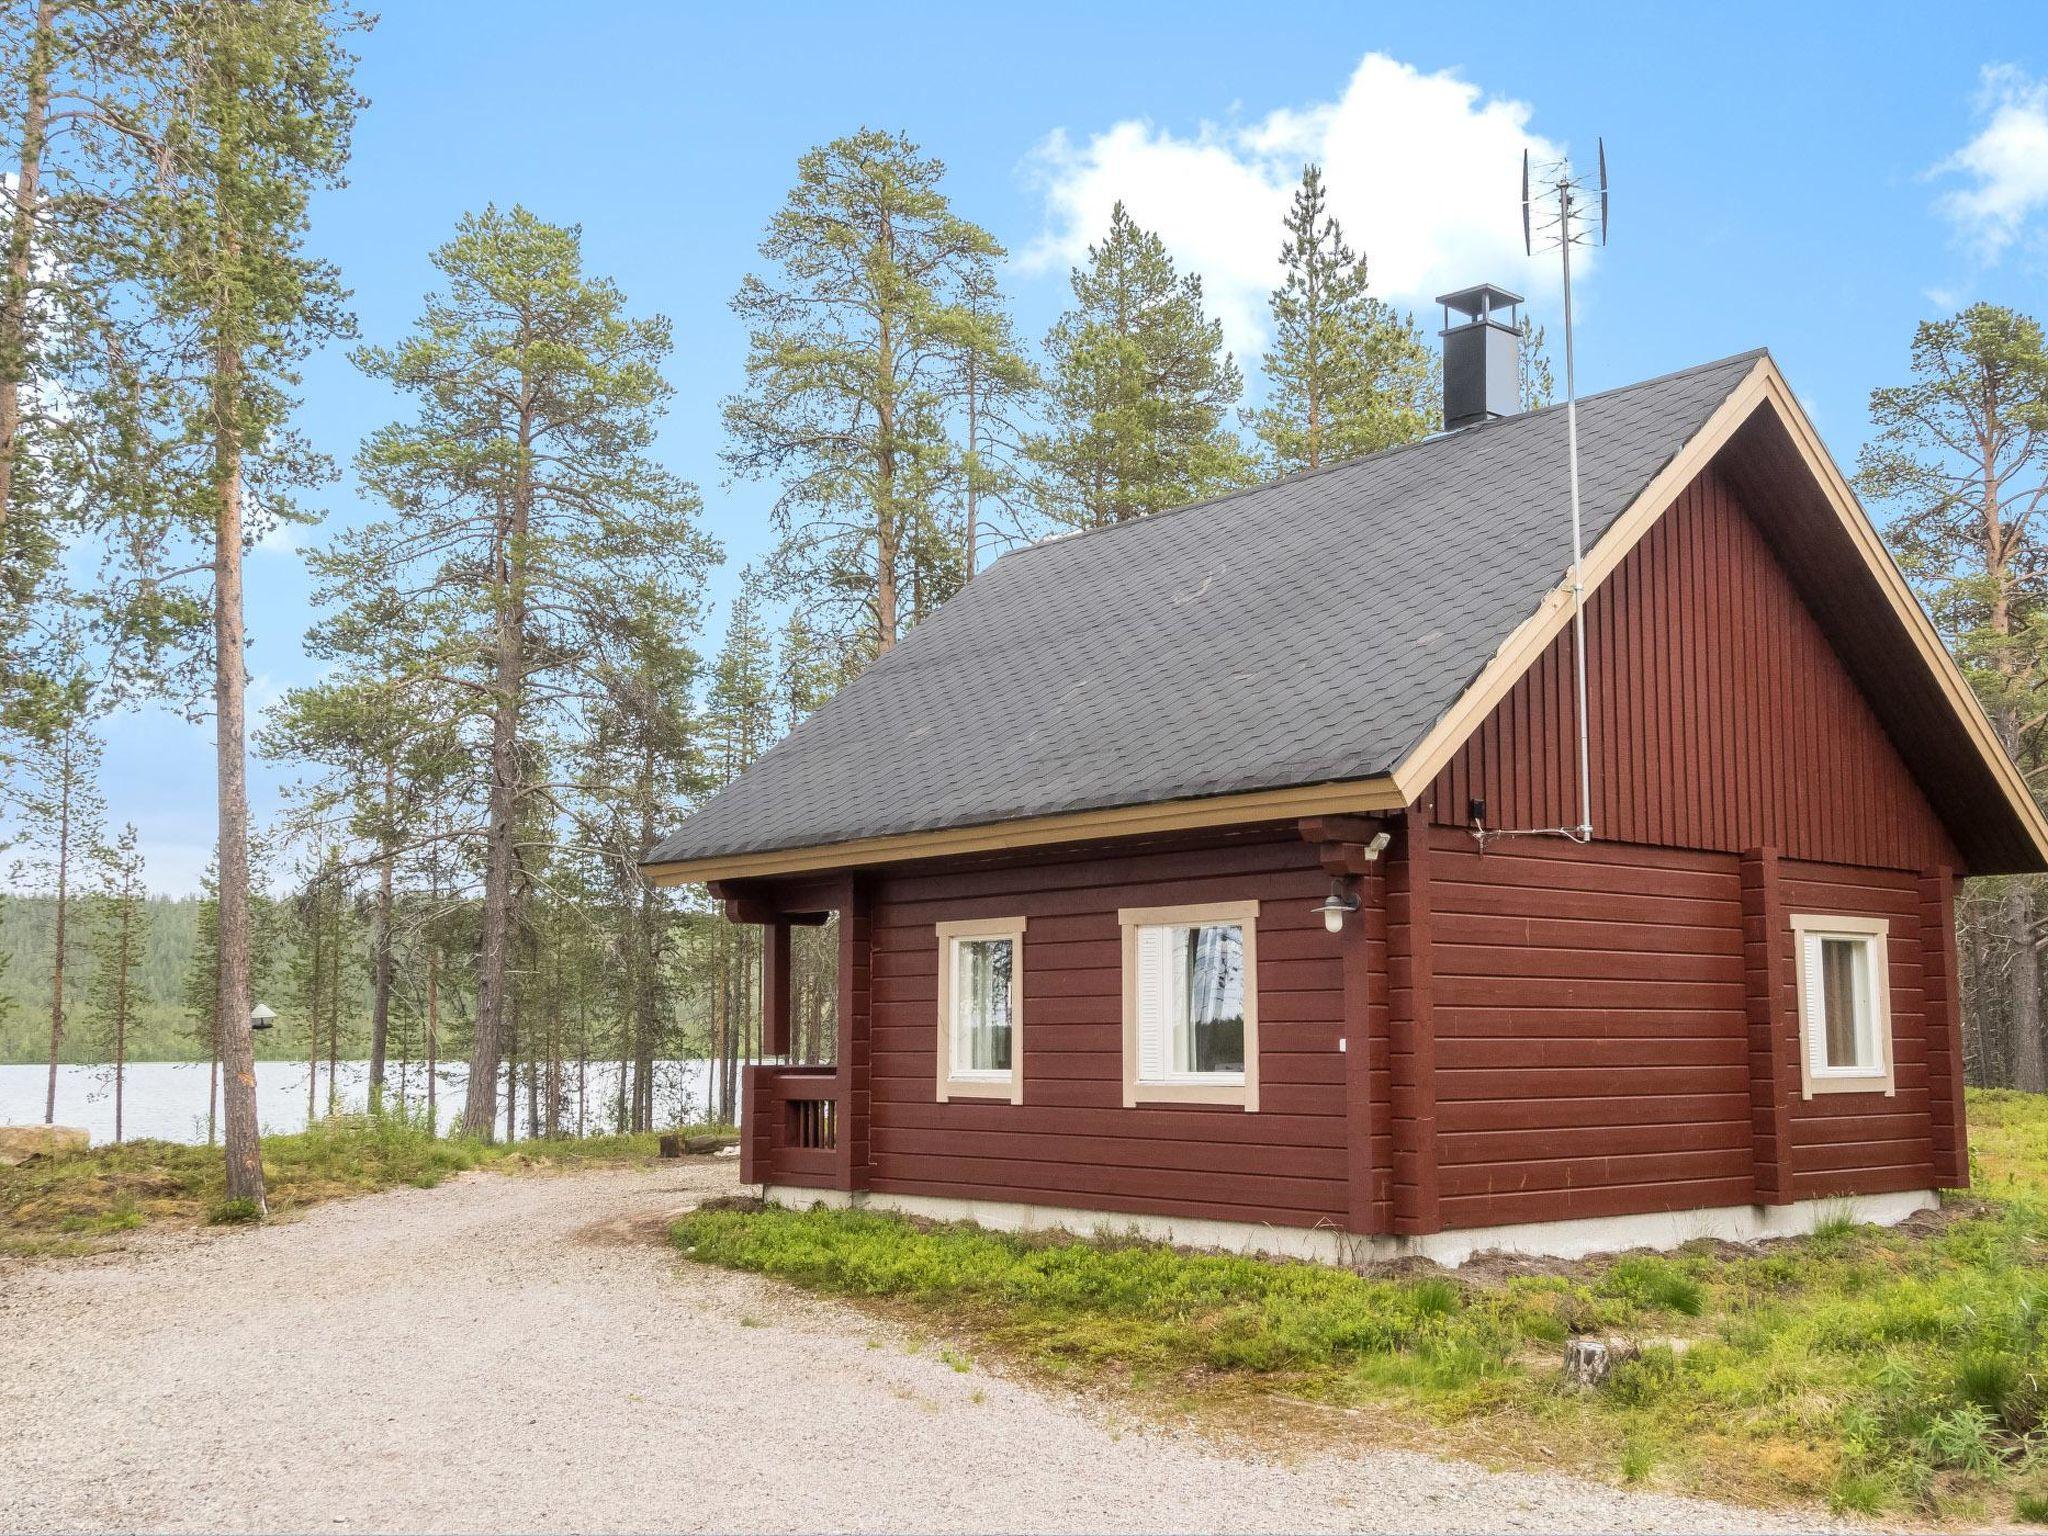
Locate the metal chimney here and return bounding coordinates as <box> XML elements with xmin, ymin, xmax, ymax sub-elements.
<box><xmin>1435</xmin><ymin>284</ymin><xmax>1523</xmax><ymax>430</ymax></box>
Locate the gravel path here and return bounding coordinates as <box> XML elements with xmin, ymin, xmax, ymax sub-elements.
<box><xmin>0</xmin><ymin>1161</ymin><xmax>1838</xmax><ymax>1534</ymax></box>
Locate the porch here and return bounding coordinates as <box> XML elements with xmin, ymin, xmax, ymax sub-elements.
<box><xmin>724</xmin><ymin>878</ymin><xmax>870</xmax><ymax>1192</ymax></box>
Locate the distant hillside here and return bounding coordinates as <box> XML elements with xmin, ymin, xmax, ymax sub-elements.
<box><xmin>0</xmin><ymin>895</ymin><xmax>339</xmax><ymax>1064</ymax></box>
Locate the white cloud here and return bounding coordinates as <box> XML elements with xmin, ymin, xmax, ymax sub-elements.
<box><xmin>1934</xmin><ymin>64</ymin><xmax>2048</xmax><ymax>262</ymax></box>
<box><xmin>1021</xmin><ymin>53</ymin><xmax>1577</xmax><ymax>360</ymax></box>
<box><xmin>255</xmin><ymin>519</ymin><xmax>308</xmax><ymax>555</ymax></box>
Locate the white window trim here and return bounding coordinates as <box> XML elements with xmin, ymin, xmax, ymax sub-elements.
<box><xmin>1119</xmin><ymin>899</ymin><xmax>1260</xmax><ymax>1111</ymax></box>
<box><xmin>935</xmin><ymin>917</ymin><xmax>1026</xmax><ymax>1104</ymax></box>
<box><xmin>1791</xmin><ymin>913</ymin><xmax>1896</xmax><ymax>1099</ymax></box>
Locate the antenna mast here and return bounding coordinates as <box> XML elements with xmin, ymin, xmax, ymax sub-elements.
<box><xmin>1522</xmin><ymin>139</ymin><xmax>1608</xmax><ymax>845</ymax></box>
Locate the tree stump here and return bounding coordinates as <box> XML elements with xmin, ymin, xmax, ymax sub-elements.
<box><xmin>658</xmin><ymin>1133</ymin><xmax>684</xmax><ymax>1159</ymax></box>
<box><xmin>1563</xmin><ymin>1338</ymin><xmax>1611</xmax><ymax>1388</ymax></box>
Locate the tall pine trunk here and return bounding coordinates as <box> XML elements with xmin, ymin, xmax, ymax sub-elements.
<box><xmin>464</xmin><ymin>450</ymin><xmax>530</xmax><ymax>1137</ymax></box>
<box><xmin>369</xmin><ymin>767</ymin><xmax>394</xmax><ymax>1109</ymax></box>
<box><xmin>41</xmin><ymin>734</ymin><xmax>70</xmax><ymax>1122</ymax></box>
<box><xmin>2007</xmin><ymin>882</ymin><xmax>2047</xmax><ymax>1092</ymax></box>
<box><xmin>214</xmin><ymin>347</ymin><xmax>266</xmax><ymax>1210</ymax></box>
<box><xmin>0</xmin><ymin>0</ymin><xmax>54</xmax><ymax>546</ymax></box>
<box><xmin>113</xmin><ymin>896</ymin><xmax>131</xmax><ymax>1143</ymax></box>
<box><xmin>425</xmin><ymin>937</ymin><xmax>439</xmax><ymax>1133</ymax></box>
<box><xmin>306</xmin><ymin>887</ymin><xmax>322</xmax><ymax>1124</ymax></box>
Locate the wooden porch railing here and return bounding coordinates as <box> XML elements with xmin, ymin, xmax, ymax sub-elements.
<box><xmin>741</xmin><ymin>1063</ymin><xmax>843</xmax><ymax>1188</ymax></box>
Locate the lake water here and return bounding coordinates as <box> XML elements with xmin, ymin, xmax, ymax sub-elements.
<box><xmin>0</xmin><ymin>1057</ymin><xmax>738</xmax><ymax>1146</ymax></box>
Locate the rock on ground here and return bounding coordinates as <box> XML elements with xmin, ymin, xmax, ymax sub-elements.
<box><xmin>0</xmin><ymin>1161</ymin><xmax>1843</xmax><ymax>1534</ymax></box>
<box><xmin>0</xmin><ymin>1124</ymin><xmax>89</xmax><ymax>1166</ymax></box>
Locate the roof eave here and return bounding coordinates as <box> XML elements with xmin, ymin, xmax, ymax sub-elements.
<box><xmin>639</xmin><ymin>774</ymin><xmax>1409</xmax><ymax>886</ymax></box>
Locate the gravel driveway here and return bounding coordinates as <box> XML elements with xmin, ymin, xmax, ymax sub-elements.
<box><xmin>0</xmin><ymin>1161</ymin><xmax>1835</xmax><ymax>1534</ymax></box>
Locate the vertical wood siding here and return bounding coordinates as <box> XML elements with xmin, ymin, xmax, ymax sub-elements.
<box><xmin>863</xmin><ymin>835</ymin><xmax>1349</xmax><ymax>1229</ymax></box>
<box><xmin>1430</xmin><ymin>466</ymin><xmax>1962</xmax><ymax>873</ymax></box>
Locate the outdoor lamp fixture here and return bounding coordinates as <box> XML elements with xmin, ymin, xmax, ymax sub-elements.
<box><xmin>1308</xmin><ymin>833</ymin><xmax>1390</xmax><ymax>933</ymax></box>
<box><xmin>249</xmin><ymin>1002</ymin><xmax>276</xmax><ymax>1032</ymax></box>
<box><xmin>1312</xmin><ymin>878</ymin><xmax>1361</xmax><ymax>935</ymax></box>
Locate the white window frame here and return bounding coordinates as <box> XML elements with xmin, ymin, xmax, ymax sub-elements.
<box><xmin>1119</xmin><ymin>900</ymin><xmax>1260</xmax><ymax>1111</ymax></box>
<box><xmin>935</xmin><ymin>917</ymin><xmax>1026</xmax><ymax>1104</ymax></box>
<box><xmin>1791</xmin><ymin>913</ymin><xmax>1896</xmax><ymax>1099</ymax></box>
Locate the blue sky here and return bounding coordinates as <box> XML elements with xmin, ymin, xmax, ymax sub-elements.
<box><xmin>98</xmin><ymin>0</ymin><xmax>2048</xmax><ymax>894</ymax></box>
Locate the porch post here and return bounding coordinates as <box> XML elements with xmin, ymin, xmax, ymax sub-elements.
<box><xmin>1740</xmin><ymin>846</ymin><xmax>1796</xmax><ymax>1204</ymax></box>
<box><xmin>835</xmin><ymin>877</ymin><xmax>872</xmax><ymax>1192</ymax></box>
<box><xmin>761</xmin><ymin>919</ymin><xmax>791</xmax><ymax>1058</ymax></box>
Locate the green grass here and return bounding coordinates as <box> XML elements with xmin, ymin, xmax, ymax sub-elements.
<box><xmin>674</xmin><ymin>1088</ymin><xmax>2048</xmax><ymax>1523</ymax></box>
<box><xmin>2</xmin><ymin>1113</ymin><xmax>692</xmax><ymax>1254</ymax></box>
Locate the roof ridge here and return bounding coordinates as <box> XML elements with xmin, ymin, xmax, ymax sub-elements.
<box><xmin>993</xmin><ymin>347</ymin><xmax>1771</xmax><ymax>567</ymax></box>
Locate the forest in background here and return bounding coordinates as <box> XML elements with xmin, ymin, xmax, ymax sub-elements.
<box><xmin>1</xmin><ymin>3</ymin><xmax>2045</xmax><ymax>1181</ymax></box>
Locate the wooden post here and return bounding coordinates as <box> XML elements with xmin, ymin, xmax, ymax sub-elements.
<box><xmin>1342</xmin><ymin>859</ymin><xmax>1387</xmax><ymax>1233</ymax></box>
<box><xmin>835</xmin><ymin>877</ymin><xmax>872</xmax><ymax>1193</ymax></box>
<box><xmin>1740</xmin><ymin>847</ymin><xmax>1796</xmax><ymax>1204</ymax></box>
<box><xmin>761</xmin><ymin>920</ymin><xmax>791</xmax><ymax>1058</ymax></box>
<box><xmin>1920</xmin><ymin>865</ymin><xmax>1969</xmax><ymax>1189</ymax></box>
<box><xmin>1389</xmin><ymin>801</ymin><xmax>1441</xmax><ymax>1235</ymax></box>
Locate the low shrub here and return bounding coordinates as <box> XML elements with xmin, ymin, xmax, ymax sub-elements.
<box><xmin>677</xmin><ymin>1090</ymin><xmax>2048</xmax><ymax>1521</ymax></box>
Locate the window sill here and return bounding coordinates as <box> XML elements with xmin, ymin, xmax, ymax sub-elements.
<box><xmin>939</xmin><ymin>1076</ymin><xmax>1021</xmax><ymax>1104</ymax></box>
<box><xmin>1802</xmin><ymin>1073</ymin><xmax>1896</xmax><ymax>1098</ymax></box>
<box><xmin>1125</xmin><ymin>1078</ymin><xmax>1256</xmax><ymax>1110</ymax></box>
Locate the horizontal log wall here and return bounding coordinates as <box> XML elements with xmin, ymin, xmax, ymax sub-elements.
<box><xmin>1423</xmin><ymin>831</ymin><xmax>1945</xmax><ymax>1227</ymax></box>
<box><xmin>1430</xmin><ymin>465</ymin><xmax>1962</xmax><ymax>873</ymax></box>
<box><xmin>1778</xmin><ymin>860</ymin><xmax>1935</xmax><ymax>1197</ymax></box>
<box><xmin>1426</xmin><ymin>829</ymin><xmax>1757</xmax><ymax>1229</ymax></box>
<box><xmin>864</xmin><ymin>835</ymin><xmax>1349</xmax><ymax>1229</ymax></box>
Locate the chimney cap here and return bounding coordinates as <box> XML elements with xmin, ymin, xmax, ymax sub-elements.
<box><xmin>1435</xmin><ymin>284</ymin><xmax>1524</xmax><ymax>329</ymax></box>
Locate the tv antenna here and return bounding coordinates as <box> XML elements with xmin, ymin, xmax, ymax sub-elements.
<box><xmin>1522</xmin><ymin>139</ymin><xmax>1608</xmax><ymax>846</ymax></box>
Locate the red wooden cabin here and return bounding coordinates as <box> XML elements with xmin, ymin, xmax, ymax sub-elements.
<box><xmin>644</xmin><ymin>318</ymin><xmax>2048</xmax><ymax>1265</ymax></box>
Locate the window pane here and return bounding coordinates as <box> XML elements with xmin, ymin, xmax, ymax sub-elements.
<box><xmin>1173</xmin><ymin>923</ymin><xmax>1245</xmax><ymax>1075</ymax></box>
<box><xmin>1820</xmin><ymin>937</ymin><xmax>1866</xmax><ymax>1069</ymax></box>
<box><xmin>955</xmin><ymin>937</ymin><xmax>1012</xmax><ymax>1073</ymax></box>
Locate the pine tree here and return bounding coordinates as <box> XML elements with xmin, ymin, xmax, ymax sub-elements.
<box><xmin>346</xmin><ymin>205</ymin><xmax>714</xmax><ymax>1139</ymax></box>
<box><xmin>181</xmin><ymin>857</ymin><xmax>221</xmax><ymax>1142</ymax></box>
<box><xmin>574</xmin><ymin>618</ymin><xmax>702</xmax><ymax>1132</ymax></box>
<box><xmin>1027</xmin><ymin>203</ymin><xmax>1253</xmax><ymax>531</ymax></box>
<box><xmin>948</xmin><ymin>260</ymin><xmax>1037</xmax><ymax>578</ymax></box>
<box><xmin>86</xmin><ymin>823</ymin><xmax>147</xmax><ymax>1142</ymax></box>
<box><xmin>724</xmin><ymin>129</ymin><xmax>1025</xmax><ymax>657</ymax></box>
<box><xmin>776</xmin><ymin>610</ymin><xmax>853</xmax><ymax>732</ymax></box>
<box><xmin>0</xmin><ymin>0</ymin><xmax>184</xmax><ymax>759</ymax></box>
<box><xmin>260</xmin><ymin>601</ymin><xmax>468</xmax><ymax>1115</ymax></box>
<box><xmin>11</xmin><ymin>706</ymin><xmax>104</xmax><ymax>1119</ymax></box>
<box><xmin>1520</xmin><ymin>319</ymin><xmax>1557</xmax><ymax>411</ymax></box>
<box><xmin>121</xmin><ymin>0</ymin><xmax>367</xmax><ymax>1209</ymax></box>
<box><xmin>1858</xmin><ymin>304</ymin><xmax>2048</xmax><ymax>1089</ymax></box>
<box><xmin>1248</xmin><ymin>166</ymin><xmax>1436</xmax><ymax>474</ymax></box>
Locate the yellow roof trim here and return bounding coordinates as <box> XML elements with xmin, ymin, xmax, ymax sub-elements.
<box><xmin>641</xmin><ymin>775</ymin><xmax>1408</xmax><ymax>886</ymax></box>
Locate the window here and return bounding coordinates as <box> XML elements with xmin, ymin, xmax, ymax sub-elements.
<box><xmin>935</xmin><ymin>918</ymin><xmax>1025</xmax><ymax>1102</ymax></box>
<box><xmin>1120</xmin><ymin>901</ymin><xmax>1260</xmax><ymax>1110</ymax></box>
<box><xmin>1792</xmin><ymin>914</ymin><xmax>1895</xmax><ymax>1098</ymax></box>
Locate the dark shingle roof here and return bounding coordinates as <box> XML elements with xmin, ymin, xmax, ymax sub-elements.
<box><xmin>647</xmin><ymin>351</ymin><xmax>1765</xmax><ymax>869</ymax></box>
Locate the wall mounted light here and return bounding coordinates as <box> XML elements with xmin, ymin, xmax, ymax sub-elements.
<box><xmin>1312</xmin><ymin>878</ymin><xmax>1362</xmax><ymax>935</ymax></box>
